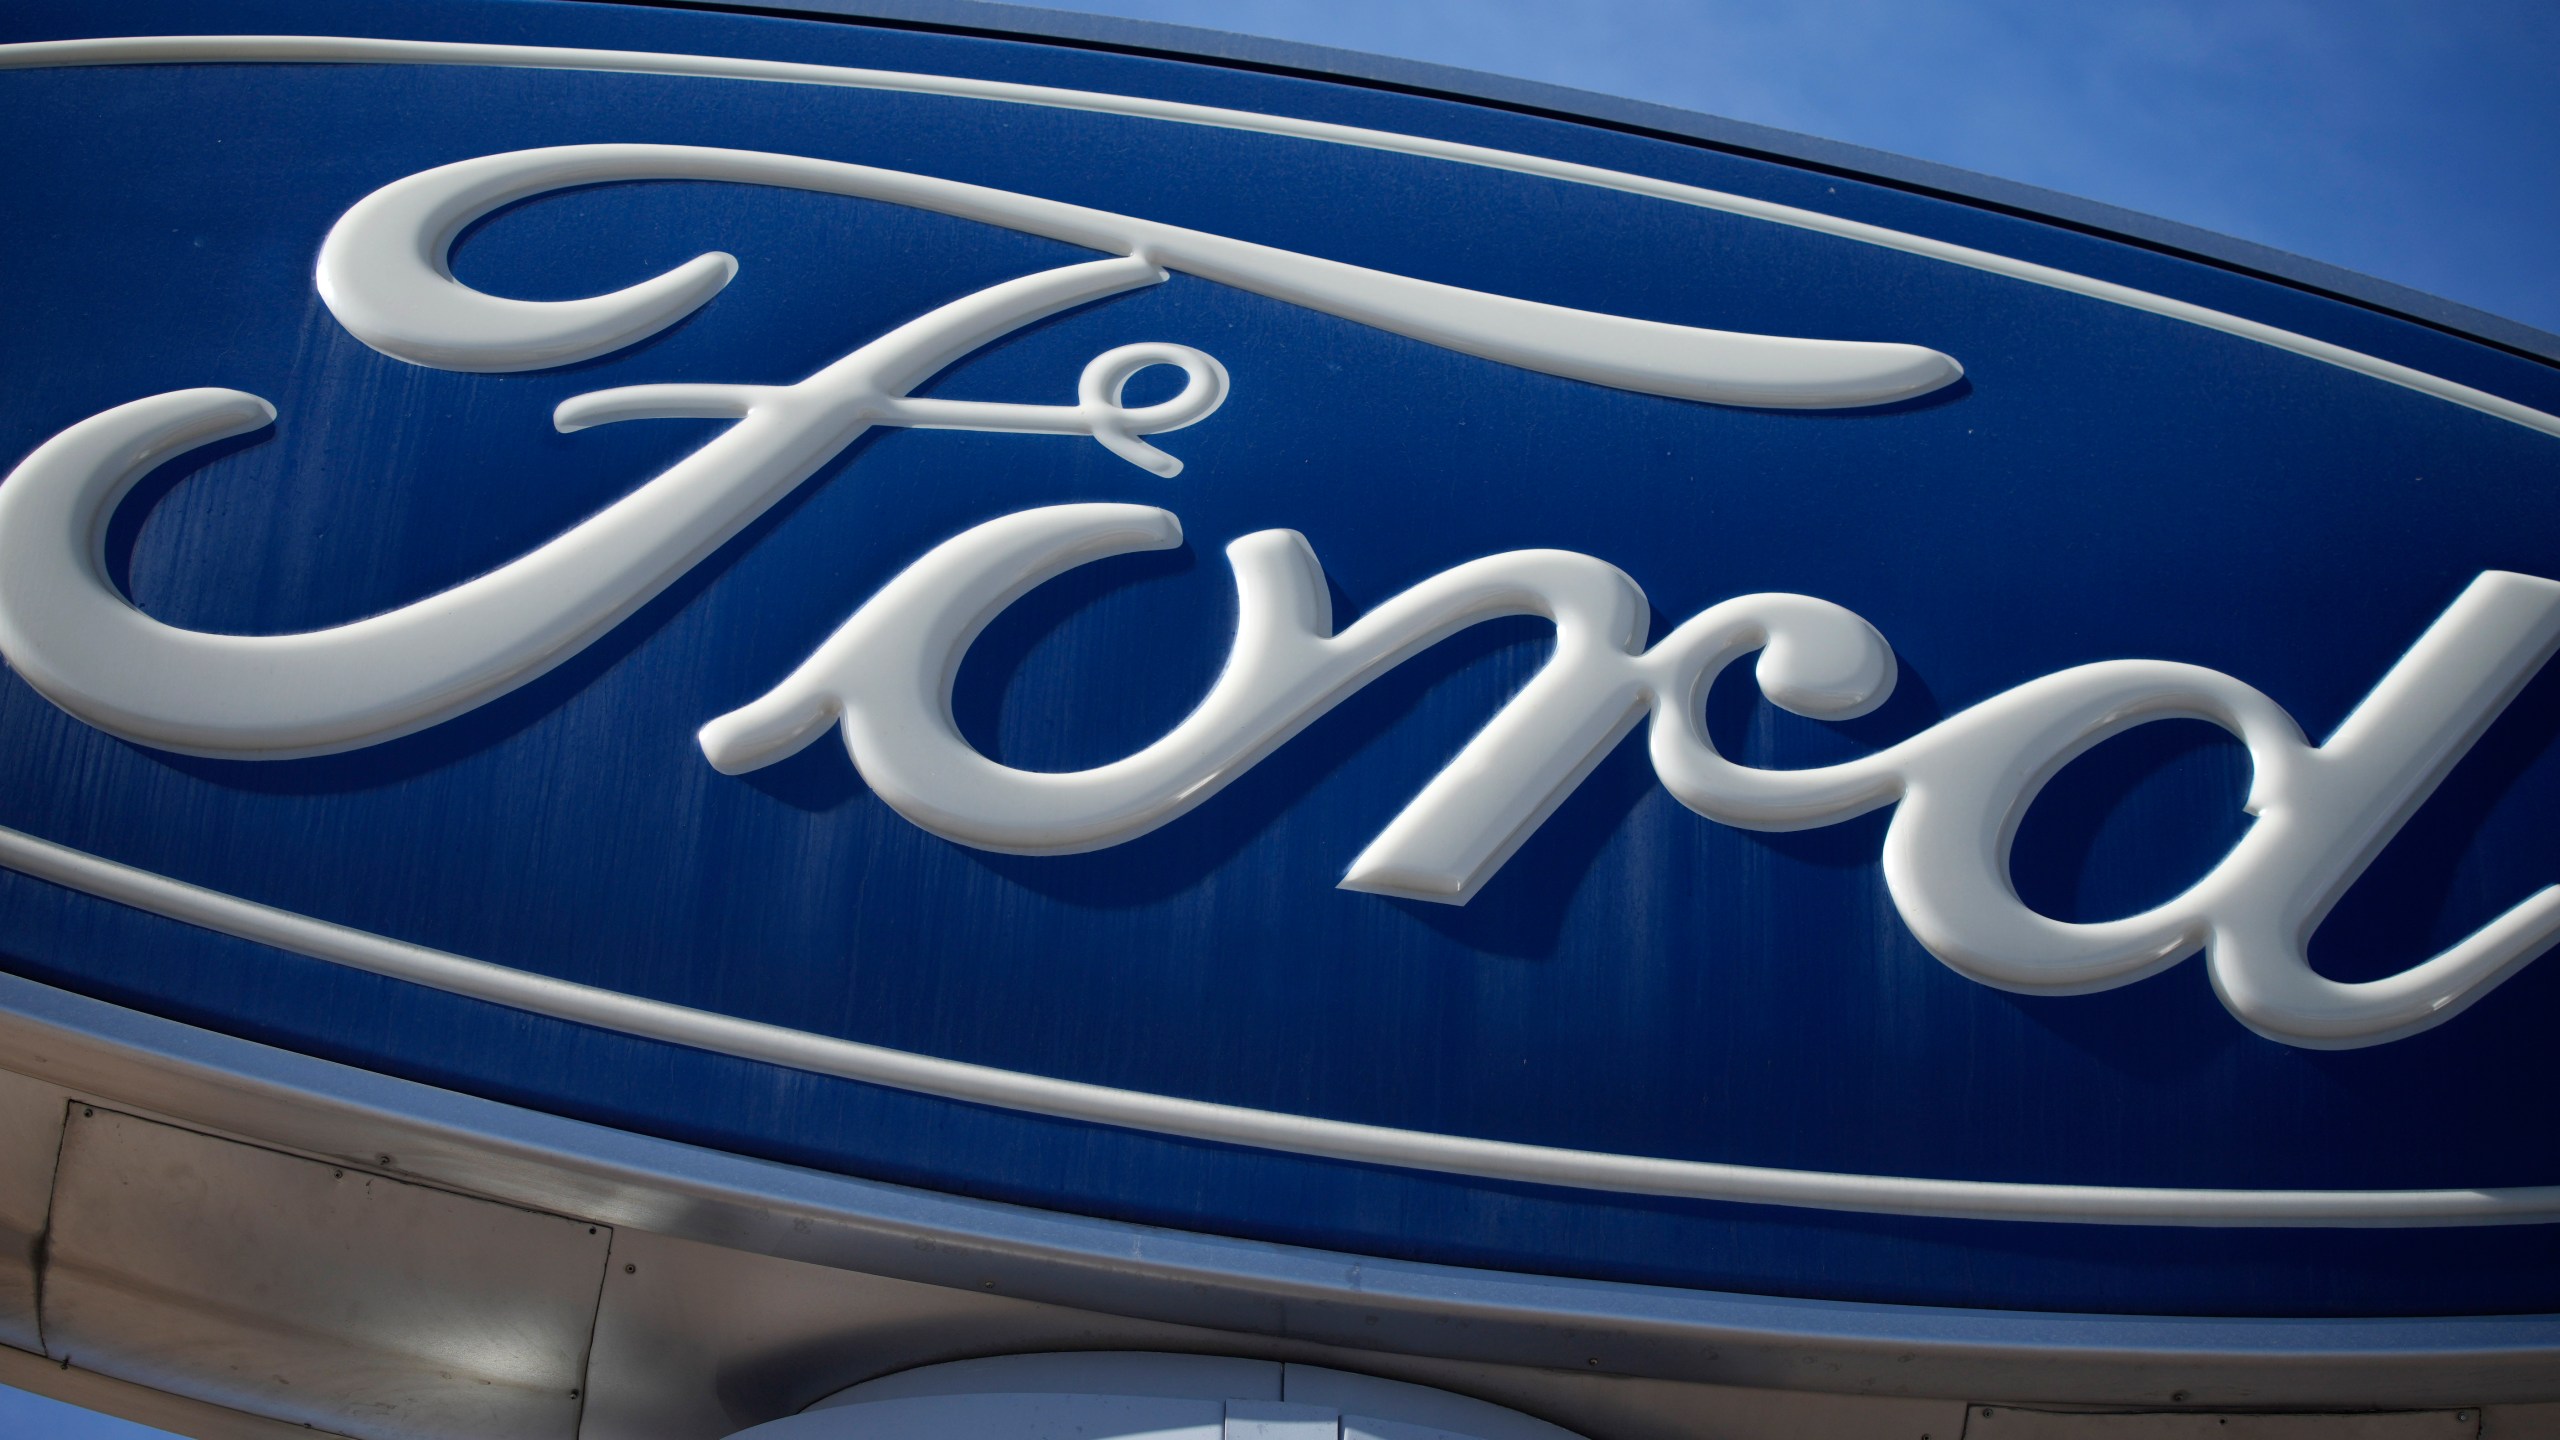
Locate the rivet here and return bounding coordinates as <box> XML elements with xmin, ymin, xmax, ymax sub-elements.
<box><xmin>623</xmin><ymin>1263</ymin><xmax>636</xmax><ymax>1275</ymax></box>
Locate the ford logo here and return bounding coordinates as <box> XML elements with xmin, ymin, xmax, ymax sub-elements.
<box><xmin>3</xmin><ymin>27</ymin><xmax>2557</xmax><ymax>1321</ymax></box>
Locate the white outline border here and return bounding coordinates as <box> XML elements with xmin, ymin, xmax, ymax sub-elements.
<box><xmin>9</xmin><ymin>34</ymin><xmax>2560</xmax><ymax>439</ymax></box>
<box><xmin>2</xmin><ymin>34</ymin><xmax>2558</xmax><ymax>1226</ymax></box>
<box><xmin>7</xmin><ymin>825</ymin><xmax>2557</xmax><ymax>1226</ymax></box>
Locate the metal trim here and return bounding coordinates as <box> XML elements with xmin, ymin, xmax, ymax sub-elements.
<box><xmin>0</xmin><ymin>973</ymin><xmax>2552</xmax><ymax>1408</ymax></box>
<box><xmin>4</xmin><ymin>824</ymin><xmax>2558</xmax><ymax>1227</ymax></box>
<box><xmin>0</xmin><ymin>1341</ymin><xmax>337</xmax><ymax>1440</ymax></box>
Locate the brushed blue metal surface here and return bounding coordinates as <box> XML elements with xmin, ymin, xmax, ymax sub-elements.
<box><xmin>2</xmin><ymin>0</ymin><xmax>2558</xmax><ymax>1316</ymax></box>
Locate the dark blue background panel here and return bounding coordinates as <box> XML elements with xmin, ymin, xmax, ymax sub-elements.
<box><xmin>2</xmin><ymin>0</ymin><xmax>2558</xmax><ymax>1317</ymax></box>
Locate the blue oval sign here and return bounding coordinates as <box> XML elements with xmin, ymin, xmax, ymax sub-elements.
<box><xmin>4</xmin><ymin>4</ymin><xmax>2559</xmax><ymax>1319</ymax></box>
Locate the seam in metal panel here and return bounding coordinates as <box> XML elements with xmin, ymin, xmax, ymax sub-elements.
<box><xmin>0</xmin><ymin>975</ymin><xmax>2552</xmax><ymax>1407</ymax></box>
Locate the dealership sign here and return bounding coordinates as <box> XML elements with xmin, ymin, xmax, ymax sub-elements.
<box><xmin>4</xmin><ymin>15</ymin><xmax>2559</xmax><ymax>1319</ymax></box>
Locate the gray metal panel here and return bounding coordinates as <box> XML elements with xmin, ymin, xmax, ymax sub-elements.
<box><xmin>812</xmin><ymin>1352</ymin><xmax>1287</xmax><ymax>1406</ymax></box>
<box><xmin>580</xmin><ymin>1230</ymin><xmax>1962</xmax><ymax>1440</ymax></box>
<box><xmin>0</xmin><ymin>973</ymin><xmax>2548</xmax><ymax>1418</ymax></box>
<box><xmin>0</xmin><ymin>1339</ymin><xmax>353</xmax><ymax>1440</ymax></box>
<box><xmin>41</xmin><ymin>1106</ymin><xmax>611</xmax><ymax>1440</ymax></box>
<box><xmin>579</xmin><ymin>1228</ymin><xmax>1241</xmax><ymax>1440</ymax></box>
<box><xmin>2480</xmin><ymin>1402</ymin><xmax>2560</xmax><ymax>1437</ymax></box>
<box><xmin>1225</xmin><ymin>1400</ymin><xmax>1341</xmax><ymax>1440</ymax></box>
<box><xmin>812</xmin><ymin>1355</ymin><xmax>1583</xmax><ymax>1440</ymax></box>
<box><xmin>1283</xmin><ymin>1366</ymin><xmax>1576</xmax><ymax>1440</ymax></box>
<box><xmin>0</xmin><ymin>1067</ymin><xmax>64</xmax><ymax>1351</ymax></box>
<box><xmin>732</xmin><ymin>1393</ymin><xmax>1228</xmax><ymax>1440</ymax></box>
<box><xmin>1960</xmin><ymin>1409</ymin><xmax>2476</xmax><ymax>1438</ymax></box>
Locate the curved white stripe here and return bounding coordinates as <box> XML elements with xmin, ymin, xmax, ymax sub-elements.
<box><xmin>2</xmin><ymin>34</ymin><xmax>2556</xmax><ymax>439</ymax></box>
<box><xmin>1</xmin><ymin>824</ymin><xmax>2551</xmax><ymax>1227</ymax></box>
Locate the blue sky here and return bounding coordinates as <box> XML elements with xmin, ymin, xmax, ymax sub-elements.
<box><xmin>0</xmin><ymin>1385</ymin><xmax>171</xmax><ymax>1438</ymax></box>
<box><xmin>1050</xmin><ymin>0</ymin><xmax>2560</xmax><ymax>337</ymax></box>
<box><xmin>4</xmin><ymin>1</ymin><xmax>2553</xmax><ymax>1435</ymax></box>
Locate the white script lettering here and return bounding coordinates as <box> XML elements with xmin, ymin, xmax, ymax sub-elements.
<box><xmin>701</xmin><ymin>503</ymin><xmax>2560</xmax><ymax>1050</ymax></box>
<box><xmin>0</xmin><ymin>145</ymin><xmax>1955</xmax><ymax>760</ymax></box>
<box><xmin>1</xmin><ymin>145</ymin><xmax>2552</xmax><ymax>1048</ymax></box>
